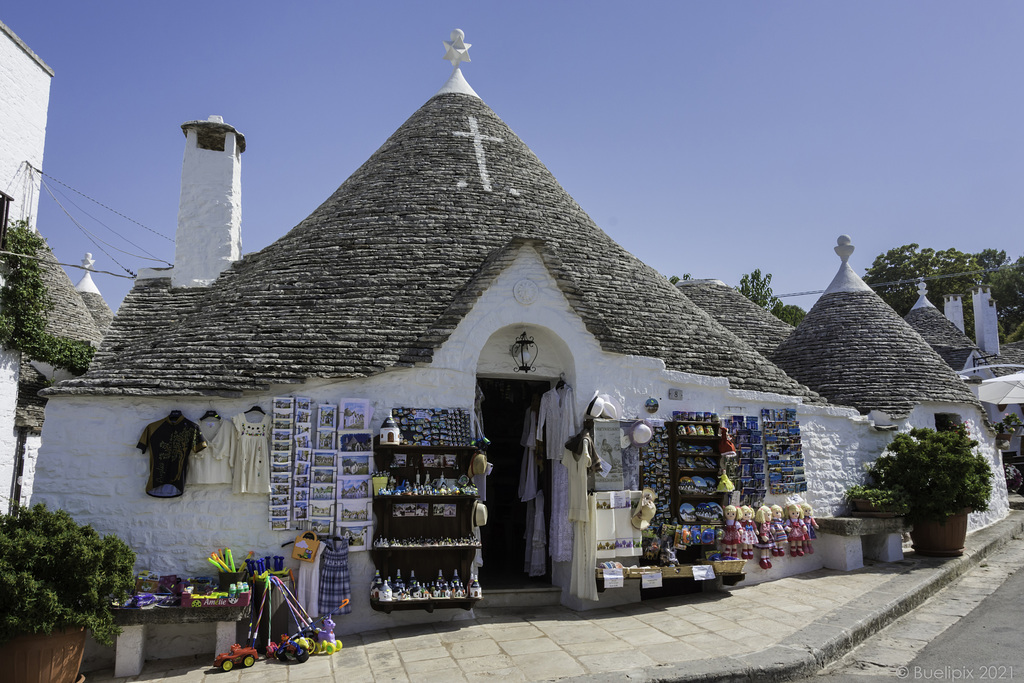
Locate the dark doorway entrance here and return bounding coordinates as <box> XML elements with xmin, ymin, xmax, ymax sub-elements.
<box><xmin>477</xmin><ymin>376</ymin><xmax>552</xmax><ymax>588</ymax></box>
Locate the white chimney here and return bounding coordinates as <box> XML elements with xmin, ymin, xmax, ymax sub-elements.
<box><xmin>944</xmin><ymin>294</ymin><xmax>964</xmax><ymax>333</ymax></box>
<box><xmin>971</xmin><ymin>286</ymin><xmax>1000</xmax><ymax>355</ymax></box>
<box><xmin>171</xmin><ymin>115</ymin><xmax>245</xmax><ymax>287</ymax></box>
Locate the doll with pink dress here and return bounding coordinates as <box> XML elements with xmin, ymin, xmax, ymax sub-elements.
<box><xmin>754</xmin><ymin>505</ymin><xmax>775</xmax><ymax>569</ymax></box>
<box><xmin>783</xmin><ymin>502</ymin><xmax>807</xmax><ymax>556</ymax></box>
<box><xmin>768</xmin><ymin>504</ymin><xmax>788</xmax><ymax>557</ymax></box>
<box><xmin>738</xmin><ymin>505</ymin><xmax>759</xmax><ymax>560</ymax></box>
<box><xmin>720</xmin><ymin>504</ymin><xmax>741</xmax><ymax>560</ymax></box>
<box><xmin>800</xmin><ymin>503</ymin><xmax>819</xmax><ymax>555</ymax></box>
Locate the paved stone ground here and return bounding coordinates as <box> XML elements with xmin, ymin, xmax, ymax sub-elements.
<box><xmin>84</xmin><ymin>511</ymin><xmax>1024</xmax><ymax>683</ymax></box>
<box><xmin>819</xmin><ymin>534</ymin><xmax>1024</xmax><ymax>679</ymax></box>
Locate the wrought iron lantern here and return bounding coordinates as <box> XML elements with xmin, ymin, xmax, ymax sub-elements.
<box><xmin>510</xmin><ymin>331</ymin><xmax>538</xmax><ymax>373</ymax></box>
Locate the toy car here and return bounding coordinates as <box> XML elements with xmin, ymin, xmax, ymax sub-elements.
<box><xmin>213</xmin><ymin>643</ymin><xmax>259</xmax><ymax>671</ymax></box>
<box><xmin>274</xmin><ymin>635</ymin><xmax>310</xmax><ymax>663</ymax></box>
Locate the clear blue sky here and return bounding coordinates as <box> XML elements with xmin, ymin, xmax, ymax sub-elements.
<box><xmin>5</xmin><ymin>3</ymin><xmax>1023</xmax><ymax>312</ymax></box>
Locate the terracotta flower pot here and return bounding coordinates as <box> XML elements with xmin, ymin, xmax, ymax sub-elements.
<box><xmin>910</xmin><ymin>509</ymin><xmax>970</xmax><ymax>557</ymax></box>
<box><xmin>0</xmin><ymin>627</ymin><xmax>86</xmax><ymax>683</ymax></box>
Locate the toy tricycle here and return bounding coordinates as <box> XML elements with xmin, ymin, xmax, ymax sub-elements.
<box><xmin>213</xmin><ymin>643</ymin><xmax>260</xmax><ymax>671</ymax></box>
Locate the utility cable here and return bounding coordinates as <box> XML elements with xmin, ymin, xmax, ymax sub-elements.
<box><xmin>777</xmin><ymin>262</ymin><xmax>1024</xmax><ymax>298</ymax></box>
<box><xmin>0</xmin><ymin>249</ymin><xmax>135</xmax><ymax>279</ymax></box>
<box><xmin>40</xmin><ymin>182</ymin><xmax>138</xmax><ymax>277</ymax></box>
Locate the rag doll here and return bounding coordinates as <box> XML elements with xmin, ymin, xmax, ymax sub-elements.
<box><xmin>769</xmin><ymin>504</ymin><xmax>788</xmax><ymax>557</ymax></box>
<box><xmin>800</xmin><ymin>503</ymin><xmax>819</xmax><ymax>555</ymax></box>
<box><xmin>754</xmin><ymin>505</ymin><xmax>775</xmax><ymax>570</ymax></box>
<box><xmin>783</xmin><ymin>502</ymin><xmax>807</xmax><ymax>556</ymax></box>
<box><xmin>738</xmin><ymin>505</ymin><xmax>759</xmax><ymax>560</ymax></box>
<box><xmin>720</xmin><ymin>504</ymin><xmax>741</xmax><ymax>559</ymax></box>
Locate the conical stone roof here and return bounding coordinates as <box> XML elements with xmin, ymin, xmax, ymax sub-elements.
<box><xmin>49</xmin><ymin>81</ymin><xmax>822</xmax><ymax>401</ymax></box>
<box><xmin>676</xmin><ymin>279</ymin><xmax>794</xmax><ymax>357</ymax></box>
<box><xmin>905</xmin><ymin>304</ymin><xmax>978</xmax><ymax>372</ymax></box>
<box><xmin>771</xmin><ymin>236</ymin><xmax>980</xmax><ymax>419</ymax></box>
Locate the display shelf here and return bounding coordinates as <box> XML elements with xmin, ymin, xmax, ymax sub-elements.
<box><xmin>370</xmin><ymin>442</ymin><xmax>481</xmax><ymax>611</ymax></box>
<box><xmin>668</xmin><ymin>419</ymin><xmax>731</xmax><ymax>565</ymax></box>
<box><xmin>370</xmin><ymin>597</ymin><xmax>480</xmax><ymax>614</ymax></box>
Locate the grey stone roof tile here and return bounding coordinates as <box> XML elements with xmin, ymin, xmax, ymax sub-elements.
<box><xmin>771</xmin><ymin>290</ymin><xmax>981</xmax><ymax>419</ymax></box>
<box><xmin>48</xmin><ymin>93</ymin><xmax>823</xmax><ymax>403</ymax></box>
<box><xmin>37</xmin><ymin>246</ymin><xmax>103</xmax><ymax>345</ymax></box>
<box><xmin>904</xmin><ymin>306</ymin><xmax>977</xmax><ymax>371</ymax></box>
<box><xmin>676</xmin><ymin>279</ymin><xmax>794</xmax><ymax>357</ymax></box>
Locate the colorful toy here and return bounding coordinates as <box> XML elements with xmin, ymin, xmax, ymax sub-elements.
<box><xmin>769</xmin><ymin>504</ymin><xmax>788</xmax><ymax>557</ymax></box>
<box><xmin>754</xmin><ymin>505</ymin><xmax>774</xmax><ymax>570</ymax></box>
<box><xmin>214</xmin><ymin>643</ymin><xmax>259</xmax><ymax>672</ymax></box>
<box><xmin>784</xmin><ymin>502</ymin><xmax>807</xmax><ymax>556</ymax></box>
<box><xmin>720</xmin><ymin>505</ymin><xmax>741</xmax><ymax>559</ymax></box>
<box><xmin>800</xmin><ymin>503</ymin><xmax>819</xmax><ymax>555</ymax></box>
<box><xmin>738</xmin><ymin>505</ymin><xmax>758</xmax><ymax>560</ymax></box>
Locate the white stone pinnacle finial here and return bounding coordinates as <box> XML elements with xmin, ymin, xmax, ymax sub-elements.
<box><xmin>917</xmin><ymin>279</ymin><xmax>927</xmax><ymax>297</ymax></box>
<box><xmin>443</xmin><ymin>29</ymin><xmax>471</xmax><ymax>69</ymax></box>
<box><xmin>81</xmin><ymin>252</ymin><xmax>95</xmax><ymax>270</ymax></box>
<box><xmin>834</xmin><ymin>234</ymin><xmax>854</xmax><ymax>263</ymax></box>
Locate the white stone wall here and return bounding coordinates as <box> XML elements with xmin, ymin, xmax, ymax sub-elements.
<box><xmin>34</xmin><ymin>245</ymin><xmax>1007</xmax><ymax>664</ymax></box>
<box><xmin>0</xmin><ymin>349</ymin><xmax>20</xmax><ymax>513</ymax></box>
<box><xmin>0</xmin><ymin>21</ymin><xmax>51</xmax><ymax>229</ymax></box>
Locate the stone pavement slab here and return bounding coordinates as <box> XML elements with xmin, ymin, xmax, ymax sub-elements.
<box><xmin>84</xmin><ymin>511</ymin><xmax>1024</xmax><ymax>683</ymax></box>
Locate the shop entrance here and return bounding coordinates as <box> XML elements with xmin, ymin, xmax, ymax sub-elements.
<box><xmin>477</xmin><ymin>377</ymin><xmax>552</xmax><ymax>588</ymax></box>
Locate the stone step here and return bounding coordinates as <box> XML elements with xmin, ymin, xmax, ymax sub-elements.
<box><xmin>478</xmin><ymin>585</ymin><xmax>562</xmax><ymax>608</ymax></box>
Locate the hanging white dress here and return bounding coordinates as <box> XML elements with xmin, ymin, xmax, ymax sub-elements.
<box><xmin>187</xmin><ymin>416</ymin><xmax>232</xmax><ymax>485</ymax></box>
<box><xmin>518</xmin><ymin>406</ymin><xmax>538</xmax><ymax>502</ymax></box>
<box><xmin>221</xmin><ymin>411</ymin><xmax>272</xmax><ymax>494</ymax></box>
<box><xmin>528</xmin><ymin>490</ymin><xmax>547</xmax><ymax>577</ymax></box>
<box><xmin>544</xmin><ymin>384</ymin><xmax>578</xmax><ymax>562</ymax></box>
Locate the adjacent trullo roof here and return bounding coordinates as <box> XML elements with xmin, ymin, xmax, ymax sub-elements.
<box><xmin>74</xmin><ymin>252</ymin><xmax>115</xmax><ymax>333</ymax></box>
<box><xmin>771</xmin><ymin>236</ymin><xmax>982</xmax><ymax>419</ymax></box>
<box><xmin>675</xmin><ymin>279</ymin><xmax>795</xmax><ymax>357</ymax></box>
<box><xmin>48</xmin><ymin>35</ymin><xmax>823</xmax><ymax>402</ymax></box>
<box><xmin>903</xmin><ymin>281</ymin><xmax>979</xmax><ymax>372</ymax></box>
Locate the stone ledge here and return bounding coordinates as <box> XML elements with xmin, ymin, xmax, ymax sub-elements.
<box><xmin>113</xmin><ymin>604</ymin><xmax>250</xmax><ymax>626</ymax></box>
<box><xmin>817</xmin><ymin>515</ymin><xmax>910</xmax><ymax>537</ymax></box>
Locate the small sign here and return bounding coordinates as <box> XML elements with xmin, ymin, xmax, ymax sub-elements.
<box><xmin>691</xmin><ymin>565</ymin><xmax>716</xmax><ymax>581</ymax></box>
<box><xmin>609</xmin><ymin>490</ymin><xmax>630</xmax><ymax>509</ymax></box>
<box><xmin>640</xmin><ymin>571</ymin><xmax>663</xmax><ymax>589</ymax></box>
<box><xmin>603</xmin><ymin>568</ymin><xmax>623</xmax><ymax>588</ymax></box>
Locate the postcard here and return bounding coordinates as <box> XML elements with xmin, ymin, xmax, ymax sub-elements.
<box><xmin>318</xmin><ymin>404</ymin><xmax>338</xmax><ymax>430</ymax></box>
<box><xmin>295</xmin><ymin>397</ymin><xmax>312</xmax><ymax>412</ymax></box>
<box><xmin>340</xmin><ymin>399</ymin><xmax>370</xmax><ymax>431</ymax></box>
<box><xmin>269</xmin><ymin>517</ymin><xmax>290</xmax><ymax>531</ymax></box>
<box><xmin>310</xmin><ymin>501</ymin><xmax>334</xmax><ymax>518</ymax></box>
<box><xmin>309</xmin><ymin>518</ymin><xmax>333</xmax><ymax>535</ymax></box>
<box><xmin>339</xmin><ymin>499</ymin><xmax>371</xmax><ymax>522</ymax></box>
<box><xmin>340</xmin><ymin>433</ymin><xmax>372</xmax><ymax>452</ymax></box>
<box><xmin>340</xmin><ymin>523</ymin><xmax>370</xmax><ymax>551</ymax></box>
<box><xmin>312</xmin><ymin>467</ymin><xmax>336</xmax><ymax>484</ymax></box>
<box><xmin>317</xmin><ymin>430</ymin><xmax>336</xmax><ymax>450</ymax></box>
<box><xmin>311</xmin><ymin>484</ymin><xmax>336</xmax><ymax>501</ymax></box>
<box><xmin>313</xmin><ymin>451</ymin><xmax>336</xmax><ymax>467</ymax></box>
<box><xmin>339</xmin><ymin>477</ymin><xmax>370</xmax><ymax>499</ymax></box>
<box><xmin>339</xmin><ymin>454</ymin><xmax>370</xmax><ymax>476</ymax></box>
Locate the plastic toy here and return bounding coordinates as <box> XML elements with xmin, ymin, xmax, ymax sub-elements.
<box><xmin>214</xmin><ymin>643</ymin><xmax>259</xmax><ymax>671</ymax></box>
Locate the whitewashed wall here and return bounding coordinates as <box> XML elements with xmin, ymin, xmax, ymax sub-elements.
<box><xmin>0</xmin><ymin>21</ymin><xmax>51</xmax><ymax>229</ymax></box>
<box><xmin>0</xmin><ymin>349</ymin><xmax>21</xmax><ymax>512</ymax></box>
<box><xmin>34</xmin><ymin>245</ymin><xmax>1005</xmax><ymax>665</ymax></box>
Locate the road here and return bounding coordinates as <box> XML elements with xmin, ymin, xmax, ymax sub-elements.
<box><xmin>793</xmin><ymin>536</ymin><xmax>1024</xmax><ymax>681</ymax></box>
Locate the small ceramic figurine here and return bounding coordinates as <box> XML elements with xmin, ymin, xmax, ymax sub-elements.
<box><xmin>769</xmin><ymin>505</ymin><xmax>788</xmax><ymax>557</ymax></box>
<box><xmin>800</xmin><ymin>503</ymin><xmax>819</xmax><ymax>555</ymax></box>
<box><xmin>784</xmin><ymin>502</ymin><xmax>807</xmax><ymax>556</ymax></box>
<box><xmin>720</xmin><ymin>505</ymin><xmax>741</xmax><ymax>560</ymax></box>
<box><xmin>739</xmin><ymin>505</ymin><xmax>759</xmax><ymax>559</ymax></box>
<box><xmin>754</xmin><ymin>505</ymin><xmax>775</xmax><ymax>570</ymax></box>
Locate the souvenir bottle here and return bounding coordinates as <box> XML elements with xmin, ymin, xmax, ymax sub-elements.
<box><xmin>469</xmin><ymin>574</ymin><xmax>482</xmax><ymax>599</ymax></box>
<box><xmin>370</xmin><ymin>570</ymin><xmax>383</xmax><ymax>600</ymax></box>
<box><xmin>381</xmin><ymin>577</ymin><xmax>393</xmax><ymax>601</ymax></box>
<box><xmin>409</xmin><ymin>570</ymin><xmax>421</xmax><ymax>599</ymax></box>
<box><xmin>434</xmin><ymin>570</ymin><xmax>446</xmax><ymax>598</ymax></box>
<box><xmin>394</xmin><ymin>569</ymin><xmax>405</xmax><ymax>598</ymax></box>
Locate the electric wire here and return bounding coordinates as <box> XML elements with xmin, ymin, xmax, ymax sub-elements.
<box><xmin>28</xmin><ymin>163</ymin><xmax>172</xmax><ymax>242</ymax></box>
<box><xmin>40</xmin><ymin>181</ymin><xmax>138</xmax><ymax>277</ymax></box>
<box><xmin>41</xmin><ymin>177</ymin><xmax>168</xmax><ymax>263</ymax></box>
<box><xmin>0</xmin><ymin>250</ymin><xmax>135</xmax><ymax>279</ymax></box>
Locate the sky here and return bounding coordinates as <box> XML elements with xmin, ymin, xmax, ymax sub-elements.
<box><xmin>5</xmin><ymin>3</ymin><xmax>1023</xmax><ymax>312</ymax></box>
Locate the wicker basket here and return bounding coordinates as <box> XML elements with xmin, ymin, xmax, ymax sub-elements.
<box><xmin>708</xmin><ymin>559</ymin><xmax>745</xmax><ymax>574</ymax></box>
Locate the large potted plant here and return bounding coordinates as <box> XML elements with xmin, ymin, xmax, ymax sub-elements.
<box><xmin>866</xmin><ymin>426</ymin><xmax>992</xmax><ymax>557</ymax></box>
<box><xmin>0</xmin><ymin>504</ymin><xmax>135</xmax><ymax>683</ymax></box>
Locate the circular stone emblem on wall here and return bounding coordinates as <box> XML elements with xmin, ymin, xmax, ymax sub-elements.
<box><xmin>513</xmin><ymin>279</ymin><xmax>539</xmax><ymax>305</ymax></box>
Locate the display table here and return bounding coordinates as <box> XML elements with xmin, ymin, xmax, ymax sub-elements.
<box><xmin>111</xmin><ymin>597</ymin><xmax>250</xmax><ymax>677</ymax></box>
<box><xmin>816</xmin><ymin>516</ymin><xmax>910</xmax><ymax>571</ymax></box>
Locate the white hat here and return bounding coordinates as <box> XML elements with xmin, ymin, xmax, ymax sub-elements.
<box><xmin>598</xmin><ymin>394</ymin><xmax>619</xmax><ymax>420</ymax></box>
<box><xmin>631</xmin><ymin>420</ymin><xmax>654</xmax><ymax>445</ymax></box>
<box><xmin>586</xmin><ymin>392</ymin><xmax>606</xmax><ymax>419</ymax></box>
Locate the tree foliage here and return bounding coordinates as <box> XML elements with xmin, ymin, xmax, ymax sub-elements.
<box><xmin>736</xmin><ymin>269</ymin><xmax>806</xmax><ymax>327</ymax></box>
<box><xmin>0</xmin><ymin>221</ymin><xmax>95</xmax><ymax>375</ymax></box>
<box><xmin>863</xmin><ymin>243</ymin><xmax>1024</xmax><ymax>339</ymax></box>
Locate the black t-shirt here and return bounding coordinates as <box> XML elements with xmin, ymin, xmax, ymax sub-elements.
<box><xmin>137</xmin><ymin>415</ymin><xmax>207</xmax><ymax>497</ymax></box>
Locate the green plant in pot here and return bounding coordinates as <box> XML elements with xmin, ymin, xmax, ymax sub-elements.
<box><xmin>0</xmin><ymin>504</ymin><xmax>135</xmax><ymax>683</ymax></box>
<box><xmin>867</xmin><ymin>426</ymin><xmax>992</xmax><ymax>557</ymax></box>
<box><xmin>843</xmin><ymin>484</ymin><xmax>910</xmax><ymax>517</ymax></box>
<box><xmin>993</xmin><ymin>413</ymin><xmax>1022</xmax><ymax>450</ymax></box>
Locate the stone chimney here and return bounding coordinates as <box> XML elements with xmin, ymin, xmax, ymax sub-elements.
<box><xmin>944</xmin><ymin>294</ymin><xmax>964</xmax><ymax>333</ymax></box>
<box><xmin>972</xmin><ymin>286</ymin><xmax>1000</xmax><ymax>355</ymax></box>
<box><xmin>171</xmin><ymin>115</ymin><xmax>245</xmax><ymax>287</ymax></box>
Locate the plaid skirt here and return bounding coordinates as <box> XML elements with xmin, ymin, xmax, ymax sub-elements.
<box><xmin>318</xmin><ymin>538</ymin><xmax>352</xmax><ymax>616</ymax></box>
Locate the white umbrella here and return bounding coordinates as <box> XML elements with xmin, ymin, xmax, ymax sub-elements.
<box><xmin>977</xmin><ymin>371</ymin><xmax>1024</xmax><ymax>405</ymax></box>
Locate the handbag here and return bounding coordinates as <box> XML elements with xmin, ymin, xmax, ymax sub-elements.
<box><xmin>291</xmin><ymin>531</ymin><xmax>321</xmax><ymax>563</ymax></box>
